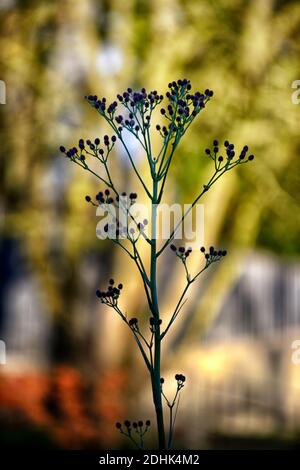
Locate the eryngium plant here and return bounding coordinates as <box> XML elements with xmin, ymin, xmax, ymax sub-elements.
<box><xmin>60</xmin><ymin>79</ymin><xmax>254</xmax><ymax>449</ymax></box>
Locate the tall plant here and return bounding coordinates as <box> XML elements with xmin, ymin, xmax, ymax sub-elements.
<box><xmin>60</xmin><ymin>79</ymin><xmax>254</xmax><ymax>449</ymax></box>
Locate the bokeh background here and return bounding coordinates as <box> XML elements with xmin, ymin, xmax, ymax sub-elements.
<box><xmin>1</xmin><ymin>0</ymin><xmax>300</xmax><ymax>449</ymax></box>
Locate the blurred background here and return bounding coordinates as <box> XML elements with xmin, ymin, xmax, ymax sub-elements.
<box><xmin>1</xmin><ymin>0</ymin><xmax>300</xmax><ymax>449</ymax></box>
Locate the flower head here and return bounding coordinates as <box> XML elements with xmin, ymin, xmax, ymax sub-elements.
<box><xmin>96</xmin><ymin>280</ymin><xmax>123</xmax><ymax>306</ymax></box>
<box><xmin>200</xmin><ymin>246</ymin><xmax>227</xmax><ymax>266</ymax></box>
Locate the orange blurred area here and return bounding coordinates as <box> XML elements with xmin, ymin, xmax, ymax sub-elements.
<box><xmin>0</xmin><ymin>366</ymin><xmax>127</xmax><ymax>449</ymax></box>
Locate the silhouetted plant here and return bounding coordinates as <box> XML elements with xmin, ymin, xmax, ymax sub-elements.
<box><xmin>60</xmin><ymin>79</ymin><xmax>254</xmax><ymax>449</ymax></box>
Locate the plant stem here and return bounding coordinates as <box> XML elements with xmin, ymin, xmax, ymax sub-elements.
<box><xmin>167</xmin><ymin>405</ymin><xmax>173</xmax><ymax>450</ymax></box>
<box><xmin>150</xmin><ymin>177</ymin><xmax>166</xmax><ymax>450</ymax></box>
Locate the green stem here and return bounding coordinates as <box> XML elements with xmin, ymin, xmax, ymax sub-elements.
<box><xmin>150</xmin><ymin>177</ymin><xmax>166</xmax><ymax>450</ymax></box>
<box><xmin>167</xmin><ymin>405</ymin><xmax>173</xmax><ymax>449</ymax></box>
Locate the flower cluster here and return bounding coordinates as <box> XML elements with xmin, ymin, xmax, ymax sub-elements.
<box><xmin>170</xmin><ymin>244</ymin><xmax>192</xmax><ymax>260</ymax></box>
<box><xmin>149</xmin><ymin>317</ymin><xmax>162</xmax><ymax>333</ymax></box>
<box><xmin>205</xmin><ymin>139</ymin><xmax>254</xmax><ymax>167</ymax></box>
<box><xmin>59</xmin><ymin>135</ymin><xmax>116</xmax><ymax>164</ymax></box>
<box><xmin>85</xmin><ymin>190</ymin><xmax>139</xmax><ymax>208</ymax></box>
<box><xmin>128</xmin><ymin>317</ymin><xmax>138</xmax><ymax>329</ymax></box>
<box><xmin>86</xmin><ymin>88</ymin><xmax>163</xmax><ymax>135</ymax></box>
<box><xmin>115</xmin><ymin>419</ymin><xmax>151</xmax><ymax>448</ymax></box>
<box><xmin>86</xmin><ymin>190</ymin><xmax>146</xmax><ymax>241</ymax></box>
<box><xmin>99</xmin><ymin>221</ymin><xmax>145</xmax><ymax>241</ymax></box>
<box><xmin>96</xmin><ymin>279</ymin><xmax>123</xmax><ymax>306</ymax></box>
<box><xmin>175</xmin><ymin>373</ymin><xmax>186</xmax><ymax>390</ymax></box>
<box><xmin>170</xmin><ymin>244</ymin><xmax>227</xmax><ymax>271</ymax></box>
<box><xmin>96</xmin><ymin>189</ymin><xmax>114</xmax><ymax>205</ymax></box>
<box><xmin>160</xmin><ymin>374</ymin><xmax>186</xmax><ymax>395</ymax></box>
<box><xmin>115</xmin><ymin>419</ymin><xmax>151</xmax><ymax>446</ymax></box>
<box><xmin>116</xmin><ymin>419</ymin><xmax>151</xmax><ymax>430</ymax></box>
<box><xmin>156</xmin><ymin>79</ymin><xmax>213</xmax><ymax>140</ymax></box>
<box><xmin>85</xmin><ymin>189</ymin><xmax>114</xmax><ymax>206</ymax></box>
<box><xmin>85</xmin><ymin>80</ymin><xmax>213</xmax><ymax>145</ymax></box>
<box><xmin>200</xmin><ymin>245</ymin><xmax>227</xmax><ymax>266</ymax></box>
